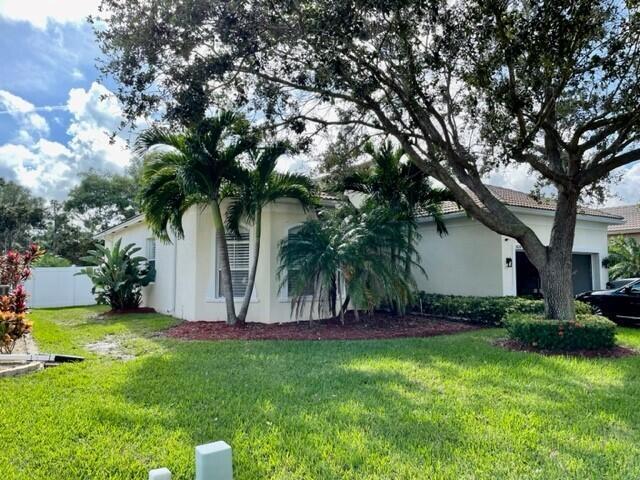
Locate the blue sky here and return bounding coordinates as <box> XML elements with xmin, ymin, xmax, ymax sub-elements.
<box><xmin>0</xmin><ymin>0</ymin><xmax>638</xmax><ymax>205</ymax></box>
<box><xmin>0</xmin><ymin>0</ymin><xmax>135</xmax><ymax>199</ymax></box>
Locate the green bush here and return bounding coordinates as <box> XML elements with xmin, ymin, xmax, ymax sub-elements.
<box><xmin>504</xmin><ymin>313</ymin><xmax>616</xmax><ymax>350</ymax></box>
<box><xmin>78</xmin><ymin>239</ymin><xmax>155</xmax><ymax>311</ymax></box>
<box><xmin>415</xmin><ymin>292</ymin><xmax>592</xmax><ymax>326</ymax></box>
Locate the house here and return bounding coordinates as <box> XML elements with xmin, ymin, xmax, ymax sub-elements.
<box><xmin>413</xmin><ymin>186</ymin><xmax>622</xmax><ymax>297</ymax></box>
<box><xmin>600</xmin><ymin>205</ymin><xmax>640</xmax><ymax>241</ymax></box>
<box><xmin>97</xmin><ymin>185</ymin><xmax>622</xmax><ymax>322</ymax></box>
<box><xmin>97</xmin><ymin>195</ymin><xmax>338</xmax><ymax>323</ymax></box>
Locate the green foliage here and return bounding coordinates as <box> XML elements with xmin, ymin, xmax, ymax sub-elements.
<box><xmin>505</xmin><ymin>313</ymin><xmax>617</xmax><ymax>350</ymax></box>
<box><xmin>96</xmin><ymin>0</ymin><xmax>640</xmax><ymax>322</ymax></box>
<box><xmin>35</xmin><ymin>201</ymin><xmax>95</xmax><ymax>265</ymax></box>
<box><xmin>604</xmin><ymin>236</ymin><xmax>640</xmax><ymax>280</ymax></box>
<box><xmin>417</xmin><ymin>293</ymin><xmax>592</xmax><ymax>326</ymax></box>
<box><xmin>136</xmin><ymin>112</ymin><xmax>256</xmax><ymax>241</ymax></box>
<box><xmin>5</xmin><ymin>307</ymin><xmax>640</xmax><ymax>478</ymax></box>
<box><xmin>339</xmin><ymin>141</ymin><xmax>454</xmax><ymax>235</ymax></box>
<box><xmin>225</xmin><ymin>142</ymin><xmax>317</xmax><ymax>236</ymax></box>
<box><xmin>78</xmin><ymin>239</ymin><xmax>154</xmax><ymax>311</ymax></box>
<box><xmin>65</xmin><ymin>171</ymin><xmax>139</xmax><ymax>234</ymax></box>
<box><xmin>0</xmin><ymin>178</ymin><xmax>45</xmax><ymax>252</ymax></box>
<box><xmin>224</xmin><ymin>141</ymin><xmax>317</xmax><ymax>322</ymax></box>
<box><xmin>278</xmin><ymin>202</ymin><xmax>423</xmax><ymax>320</ymax></box>
<box><xmin>33</xmin><ymin>252</ymin><xmax>73</xmax><ymax>267</ymax></box>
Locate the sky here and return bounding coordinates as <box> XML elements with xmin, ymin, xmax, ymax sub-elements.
<box><xmin>0</xmin><ymin>0</ymin><xmax>638</xmax><ymax>206</ymax></box>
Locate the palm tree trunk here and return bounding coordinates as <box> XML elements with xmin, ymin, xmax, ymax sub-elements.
<box><xmin>404</xmin><ymin>225</ymin><xmax>413</xmax><ymax>276</ymax></box>
<box><xmin>337</xmin><ymin>277</ymin><xmax>345</xmax><ymax>325</ymax></box>
<box><xmin>237</xmin><ymin>210</ymin><xmax>261</xmax><ymax>324</ymax></box>
<box><xmin>211</xmin><ymin>200</ymin><xmax>238</xmax><ymax>325</ymax></box>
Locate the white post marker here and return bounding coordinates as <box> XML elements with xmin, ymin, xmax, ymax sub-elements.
<box><xmin>149</xmin><ymin>467</ymin><xmax>171</xmax><ymax>480</ymax></box>
<box><xmin>195</xmin><ymin>441</ymin><xmax>233</xmax><ymax>480</ymax></box>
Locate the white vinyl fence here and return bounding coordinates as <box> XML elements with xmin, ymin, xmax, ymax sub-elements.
<box><xmin>24</xmin><ymin>267</ymin><xmax>96</xmax><ymax>308</ymax></box>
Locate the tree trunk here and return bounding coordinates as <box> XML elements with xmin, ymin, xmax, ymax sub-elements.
<box><xmin>211</xmin><ymin>200</ymin><xmax>238</xmax><ymax>325</ymax></box>
<box><xmin>538</xmin><ymin>187</ymin><xmax>579</xmax><ymax>320</ymax></box>
<box><xmin>404</xmin><ymin>224</ymin><xmax>413</xmax><ymax>277</ymax></box>
<box><xmin>237</xmin><ymin>210</ymin><xmax>261</xmax><ymax>324</ymax></box>
<box><xmin>337</xmin><ymin>278</ymin><xmax>345</xmax><ymax>325</ymax></box>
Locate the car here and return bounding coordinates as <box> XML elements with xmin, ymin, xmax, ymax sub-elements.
<box><xmin>577</xmin><ymin>279</ymin><xmax>640</xmax><ymax>322</ymax></box>
<box><xmin>606</xmin><ymin>277</ymin><xmax>640</xmax><ymax>289</ymax></box>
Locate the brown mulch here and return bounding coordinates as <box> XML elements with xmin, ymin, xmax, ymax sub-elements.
<box><xmin>100</xmin><ymin>307</ymin><xmax>157</xmax><ymax>316</ymax></box>
<box><xmin>495</xmin><ymin>339</ymin><xmax>638</xmax><ymax>358</ymax></box>
<box><xmin>165</xmin><ymin>312</ymin><xmax>483</xmax><ymax>341</ymax></box>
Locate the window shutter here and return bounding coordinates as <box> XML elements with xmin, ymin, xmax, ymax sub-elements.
<box><xmin>217</xmin><ymin>229</ymin><xmax>250</xmax><ymax>297</ymax></box>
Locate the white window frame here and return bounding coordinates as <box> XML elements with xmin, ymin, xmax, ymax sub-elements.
<box><xmin>209</xmin><ymin>226</ymin><xmax>258</xmax><ymax>302</ymax></box>
<box><xmin>279</xmin><ymin>224</ymin><xmax>317</xmax><ymax>302</ymax></box>
<box><xmin>145</xmin><ymin>237</ymin><xmax>156</xmax><ymax>282</ymax></box>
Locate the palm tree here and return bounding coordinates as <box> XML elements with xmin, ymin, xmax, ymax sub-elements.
<box><xmin>135</xmin><ymin>112</ymin><xmax>257</xmax><ymax>325</ymax></box>
<box><xmin>339</xmin><ymin>141</ymin><xmax>454</xmax><ymax>274</ymax></box>
<box><xmin>605</xmin><ymin>236</ymin><xmax>640</xmax><ymax>280</ymax></box>
<box><xmin>278</xmin><ymin>203</ymin><xmax>422</xmax><ymax>324</ymax></box>
<box><xmin>225</xmin><ymin>142</ymin><xmax>317</xmax><ymax>323</ymax></box>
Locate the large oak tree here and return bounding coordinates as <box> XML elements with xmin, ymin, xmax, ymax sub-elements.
<box><xmin>94</xmin><ymin>0</ymin><xmax>640</xmax><ymax>319</ymax></box>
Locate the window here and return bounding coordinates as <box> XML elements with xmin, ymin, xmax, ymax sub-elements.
<box><xmin>145</xmin><ymin>238</ymin><xmax>156</xmax><ymax>271</ymax></box>
<box><xmin>217</xmin><ymin>228</ymin><xmax>250</xmax><ymax>298</ymax></box>
<box><xmin>630</xmin><ymin>282</ymin><xmax>640</xmax><ymax>294</ymax></box>
<box><xmin>286</xmin><ymin>226</ymin><xmax>315</xmax><ymax>297</ymax></box>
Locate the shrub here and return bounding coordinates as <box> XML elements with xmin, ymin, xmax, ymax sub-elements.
<box><xmin>0</xmin><ymin>244</ymin><xmax>42</xmax><ymax>352</ymax></box>
<box><xmin>33</xmin><ymin>252</ymin><xmax>72</xmax><ymax>267</ymax></box>
<box><xmin>415</xmin><ymin>292</ymin><xmax>592</xmax><ymax>326</ymax></box>
<box><xmin>0</xmin><ymin>311</ymin><xmax>32</xmax><ymax>354</ymax></box>
<box><xmin>505</xmin><ymin>313</ymin><xmax>616</xmax><ymax>350</ymax></box>
<box><xmin>78</xmin><ymin>239</ymin><xmax>155</xmax><ymax>311</ymax></box>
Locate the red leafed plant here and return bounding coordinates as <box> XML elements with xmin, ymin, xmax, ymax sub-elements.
<box><xmin>0</xmin><ymin>244</ymin><xmax>43</xmax><ymax>353</ymax></box>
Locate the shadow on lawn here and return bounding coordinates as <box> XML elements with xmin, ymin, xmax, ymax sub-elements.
<box><xmin>113</xmin><ymin>330</ymin><xmax>640</xmax><ymax>478</ymax></box>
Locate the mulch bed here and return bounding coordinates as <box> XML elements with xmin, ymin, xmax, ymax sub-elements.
<box><xmin>165</xmin><ymin>312</ymin><xmax>482</xmax><ymax>341</ymax></box>
<box><xmin>100</xmin><ymin>307</ymin><xmax>157</xmax><ymax>316</ymax></box>
<box><xmin>495</xmin><ymin>339</ymin><xmax>638</xmax><ymax>358</ymax></box>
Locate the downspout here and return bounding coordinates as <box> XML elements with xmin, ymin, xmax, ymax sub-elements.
<box><xmin>171</xmin><ymin>233</ymin><xmax>178</xmax><ymax>317</ymax></box>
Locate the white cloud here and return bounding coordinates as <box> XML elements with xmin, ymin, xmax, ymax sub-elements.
<box><xmin>603</xmin><ymin>162</ymin><xmax>640</xmax><ymax>207</ymax></box>
<box><xmin>66</xmin><ymin>82</ymin><xmax>133</xmax><ymax>169</ymax></box>
<box><xmin>0</xmin><ymin>83</ymin><xmax>138</xmax><ymax>198</ymax></box>
<box><xmin>0</xmin><ymin>0</ymin><xmax>101</xmax><ymax>29</ymax></box>
<box><xmin>0</xmin><ymin>90</ymin><xmax>49</xmax><ymax>139</ymax></box>
<box><xmin>484</xmin><ymin>164</ymin><xmax>540</xmax><ymax>193</ymax></box>
<box><xmin>0</xmin><ymin>141</ymin><xmax>72</xmax><ymax>197</ymax></box>
<box><xmin>71</xmin><ymin>68</ymin><xmax>85</xmax><ymax>81</ymax></box>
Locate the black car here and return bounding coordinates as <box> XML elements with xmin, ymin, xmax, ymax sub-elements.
<box><xmin>577</xmin><ymin>279</ymin><xmax>640</xmax><ymax>322</ymax></box>
<box><xmin>606</xmin><ymin>278</ymin><xmax>640</xmax><ymax>290</ymax></box>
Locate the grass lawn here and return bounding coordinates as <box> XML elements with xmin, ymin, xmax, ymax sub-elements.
<box><xmin>2</xmin><ymin>307</ymin><xmax>640</xmax><ymax>479</ymax></box>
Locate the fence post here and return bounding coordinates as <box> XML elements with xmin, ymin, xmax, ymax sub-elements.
<box><xmin>195</xmin><ymin>441</ymin><xmax>233</xmax><ymax>480</ymax></box>
<box><xmin>148</xmin><ymin>467</ymin><xmax>171</xmax><ymax>480</ymax></box>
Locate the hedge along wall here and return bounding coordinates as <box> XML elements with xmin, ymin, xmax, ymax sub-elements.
<box><xmin>415</xmin><ymin>292</ymin><xmax>593</xmax><ymax>326</ymax></box>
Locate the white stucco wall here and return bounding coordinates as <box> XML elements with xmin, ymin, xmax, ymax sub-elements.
<box><xmin>103</xmin><ymin>219</ymin><xmax>178</xmax><ymax>316</ymax></box>
<box><xmin>195</xmin><ymin>198</ymin><xmax>321</xmax><ymax>323</ymax></box>
<box><xmin>102</xmin><ymin>198</ymin><xmax>322</xmax><ymax>323</ymax></box>
<box><xmin>414</xmin><ymin>215</ymin><xmax>504</xmax><ymax>296</ymax></box>
<box><xmin>415</xmin><ymin>209</ymin><xmax>611</xmax><ymax>297</ymax></box>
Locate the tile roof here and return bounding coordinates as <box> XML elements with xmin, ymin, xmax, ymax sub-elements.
<box><xmin>600</xmin><ymin>205</ymin><xmax>640</xmax><ymax>233</ymax></box>
<box><xmin>419</xmin><ymin>185</ymin><xmax>622</xmax><ymax>221</ymax></box>
<box><xmin>317</xmin><ymin>191</ymin><xmax>340</xmax><ymax>201</ymax></box>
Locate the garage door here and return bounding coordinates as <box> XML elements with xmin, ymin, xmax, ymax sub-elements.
<box><xmin>516</xmin><ymin>251</ymin><xmax>593</xmax><ymax>296</ymax></box>
<box><xmin>572</xmin><ymin>254</ymin><xmax>593</xmax><ymax>295</ymax></box>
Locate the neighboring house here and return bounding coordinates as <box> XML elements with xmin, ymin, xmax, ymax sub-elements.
<box><xmin>98</xmin><ymin>185</ymin><xmax>622</xmax><ymax>322</ymax></box>
<box><xmin>414</xmin><ymin>186</ymin><xmax>622</xmax><ymax>298</ymax></box>
<box><xmin>600</xmin><ymin>205</ymin><xmax>640</xmax><ymax>241</ymax></box>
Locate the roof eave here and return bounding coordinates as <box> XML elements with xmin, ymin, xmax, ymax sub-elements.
<box><xmin>418</xmin><ymin>205</ymin><xmax>624</xmax><ymax>225</ymax></box>
<box><xmin>94</xmin><ymin>214</ymin><xmax>144</xmax><ymax>240</ymax></box>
